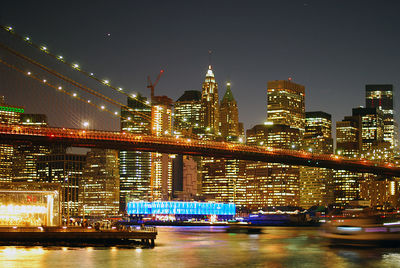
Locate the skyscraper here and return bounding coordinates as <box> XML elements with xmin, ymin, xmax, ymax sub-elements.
<box><xmin>0</xmin><ymin>97</ymin><xmax>24</xmax><ymax>182</ymax></box>
<box><xmin>37</xmin><ymin>152</ymin><xmax>86</xmax><ymax>218</ymax></box>
<box><xmin>334</xmin><ymin>115</ymin><xmax>362</xmax><ymax>204</ymax></box>
<box><xmin>245</xmin><ymin>124</ymin><xmax>301</xmax><ymax>209</ymax></box>
<box><xmin>151</xmin><ymin>96</ymin><xmax>173</xmax><ymax>201</ymax></box>
<box><xmin>119</xmin><ymin>94</ymin><xmax>152</xmax><ymax>209</ymax></box>
<box><xmin>12</xmin><ymin>114</ymin><xmax>50</xmax><ymax>183</ymax></box>
<box><xmin>300</xmin><ymin>111</ymin><xmax>333</xmax><ymax>208</ymax></box>
<box><xmin>201</xmin><ymin>65</ymin><xmax>220</xmax><ymax>137</ymax></box>
<box><xmin>174</xmin><ymin>90</ymin><xmax>202</xmax><ymax>138</ymax></box>
<box><xmin>259</xmin><ymin>79</ymin><xmax>306</xmax><ymax>207</ymax></box>
<box><xmin>79</xmin><ymin>149</ymin><xmax>119</xmax><ymax>217</ymax></box>
<box><xmin>366</xmin><ymin>84</ymin><xmax>397</xmax><ymax>149</ymax></box>
<box><xmin>219</xmin><ymin>82</ymin><xmax>240</xmax><ymax>141</ymax></box>
<box><xmin>267</xmin><ymin>79</ymin><xmax>305</xmax><ymax>134</ymax></box>
<box><xmin>352</xmin><ymin>107</ymin><xmax>384</xmax><ymax>153</ymax></box>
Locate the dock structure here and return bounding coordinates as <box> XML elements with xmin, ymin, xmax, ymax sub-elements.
<box><xmin>0</xmin><ymin>226</ymin><xmax>157</xmax><ymax>247</ymax></box>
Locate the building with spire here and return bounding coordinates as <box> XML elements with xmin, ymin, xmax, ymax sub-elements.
<box><xmin>219</xmin><ymin>82</ymin><xmax>240</xmax><ymax>141</ymax></box>
<box><xmin>200</xmin><ymin>65</ymin><xmax>220</xmax><ymax>137</ymax></box>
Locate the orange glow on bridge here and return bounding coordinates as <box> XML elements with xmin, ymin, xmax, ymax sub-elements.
<box><xmin>0</xmin><ymin>124</ymin><xmax>399</xmax><ymax>177</ymax></box>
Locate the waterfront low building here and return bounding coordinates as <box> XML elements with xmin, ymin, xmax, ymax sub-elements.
<box><xmin>127</xmin><ymin>201</ymin><xmax>236</xmax><ymax>221</ymax></box>
<box><xmin>0</xmin><ymin>182</ymin><xmax>61</xmax><ymax>226</ymax></box>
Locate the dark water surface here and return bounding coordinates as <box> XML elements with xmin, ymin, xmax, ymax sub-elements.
<box><xmin>1</xmin><ymin>226</ymin><xmax>400</xmax><ymax>267</ymax></box>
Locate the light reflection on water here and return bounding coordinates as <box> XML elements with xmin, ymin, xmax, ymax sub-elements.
<box><xmin>0</xmin><ymin>226</ymin><xmax>400</xmax><ymax>268</ymax></box>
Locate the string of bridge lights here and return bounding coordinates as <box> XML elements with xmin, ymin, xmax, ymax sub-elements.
<box><xmin>0</xmin><ymin>35</ymin><xmax>152</xmax><ymax>122</ymax></box>
<box><xmin>1</xmin><ymin>25</ymin><xmax>151</xmax><ymax>109</ymax></box>
<box><xmin>0</xmin><ymin>57</ymin><xmax>153</xmax><ymax>129</ymax></box>
<box><xmin>1</xmin><ymin>25</ymin><xmax>197</xmax><ymax>137</ymax></box>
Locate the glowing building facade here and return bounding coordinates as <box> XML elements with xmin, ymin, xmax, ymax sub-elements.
<box><xmin>245</xmin><ymin>124</ymin><xmax>301</xmax><ymax>209</ymax></box>
<box><xmin>201</xmin><ymin>65</ymin><xmax>220</xmax><ymax>136</ymax></box>
<box><xmin>352</xmin><ymin>107</ymin><xmax>384</xmax><ymax>153</ymax></box>
<box><xmin>266</xmin><ymin>80</ymin><xmax>305</xmax><ymax>134</ymax></box>
<box><xmin>0</xmin><ymin>182</ymin><xmax>61</xmax><ymax>227</ymax></box>
<box><xmin>300</xmin><ymin>112</ymin><xmax>333</xmax><ymax>208</ymax></box>
<box><xmin>0</xmin><ymin>97</ymin><xmax>23</xmax><ymax>182</ymax></box>
<box><xmin>174</xmin><ymin>90</ymin><xmax>202</xmax><ymax>138</ymax></box>
<box><xmin>79</xmin><ymin>149</ymin><xmax>120</xmax><ymax>217</ymax></box>
<box><xmin>334</xmin><ymin>115</ymin><xmax>362</xmax><ymax>204</ymax></box>
<box><xmin>366</xmin><ymin>84</ymin><xmax>397</xmax><ymax>149</ymax></box>
<box><xmin>120</xmin><ymin>94</ymin><xmax>152</xmax><ymax>209</ymax></box>
<box><xmin>12</xmin><ymin>114</ymin><xmax>50</xmax><ymax>184</ymax></box>
<box><xmin>151</xmin><ymin>96</ymin><xmax>173</xmax><ymax>201</ymax></box>
<box><xmin>254</xmin><ymin>79</ymin><xmax>306</xmax><ymax>208</ymax></box>
<box><xmin>37</xmin><ymin>153</ymin><xmax>86</xmax><ymax>218</ymax></box>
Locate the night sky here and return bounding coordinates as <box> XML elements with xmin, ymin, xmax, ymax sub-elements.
<box><xmin>1</xmin><ymin>0</ymin><xmax>400</xmax><ymax>132</ymax></box>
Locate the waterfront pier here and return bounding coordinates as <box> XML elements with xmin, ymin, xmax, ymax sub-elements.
<box><xmin>0</xmin><ymin>226</ymin><xmax>157</xmax><ymax>247</ymax></box>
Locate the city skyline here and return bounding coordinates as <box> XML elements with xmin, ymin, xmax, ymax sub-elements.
<box><xmin>1</xmin><ymin>1</ymin><xmax>400</xmax><ymax>131</ymax></box>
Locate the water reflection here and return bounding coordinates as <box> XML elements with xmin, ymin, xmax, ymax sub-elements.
<box><xmin>0</xmin><ymin>227</ymin><xmax>399</xmax><ymax>267</ymax></box>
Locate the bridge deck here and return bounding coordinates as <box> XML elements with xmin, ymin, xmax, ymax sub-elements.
<box><xmin>0</xmin><ymin>124</ymin><xmax>399</xmax><ymax>177</ymax></box>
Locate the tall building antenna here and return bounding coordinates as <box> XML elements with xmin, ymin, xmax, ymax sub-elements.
<box><xmin>208</xmin><ymin>50</ymin><xmax>212</xmax><ymax>67</ymax></box>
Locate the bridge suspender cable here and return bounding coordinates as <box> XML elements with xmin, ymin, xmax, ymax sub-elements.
<box><xmin>0</xmin><ymin>41</ymin><xmax>152</xmax><ymax>123</ymax></box>
<box><xmin>0</xmin><ymin>25</ymin><xmax>202</xmax><ymax>139</ymax></box>
<box><xmin>0</xmin><ymin>58</ymin><xmax>134</xmax><ymax>121</ymax></box>
<box><xmin>0</xmin><ymin>25</ymin><xmax>152</xmax><ymax>109</ymax></box>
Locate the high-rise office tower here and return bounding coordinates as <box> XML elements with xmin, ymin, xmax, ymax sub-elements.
<box><xmin>174</xmin><ymin>90</ymin><xmax>202</xmax><ymax>138</ymax></box>
<box><xmin>201</xmin><ymin>157</ymin><xmax>246</xmax><ymax>204</ymax></box>
<box><xmin>366</xmin><ymin>84</ymin><xmax>397</xmax><ymax>149</ymax></box>
<box><xmin>200</xmin><ymin>70</ymin><xmax>247</xmax><ymax>205</ymax></box>
<box><xmin>334</xmin><ymin>115</ymin><xmax>362</xmax><ymax>204</ymax></box>
<box><xmin>245</xmin><ymin>124</ymin><xmax>301</xmax><ymax>209</ymax></box>
<box><xmin>151</xmin><ymin>96</ymin><xmax>173</xmax><ymax>201</ymax></box>
<box><xmin>352</xmin><ymin>107</ymin><xmax>384</xmax><ymax>153</ymax></box>
<box><xmin>300</xmin><ymin>112</ymin><xmax>334</xmax><ymax>208</ymax></box>
<box><xmin>12</xmin><ymin>114</ymin><xmax>50</xmax><ymax>183</ymax></box>
<box><xmin>267</xmin><ymin>79</ymin><xmax>305</xmax><ymax>134</ymax></box>
<box><xmin>219</xmin><ymin>82</ymin><xmax>240</xmax><ymax>141</ymax></box>
<box><xmin>260</xmin><ymin>79</ymin><xmax>306</xmax><ymax>207</ymax></box>
<box><xmin>119</xmin><ymin>94</ymin><xmax>152</xmax><ymax>209</ymax></box>
<box><xmin>173</xmin><ymin>91</ymin><xmax>201</xmax><ymax>200</ymax></box>
<box><xmin>200</xmin><ymin>65</ymin><xmax>219</xmax><ymax>136</ymax></box>
<box><xmin>0</xmin><ymin>97</ymin><xmax>24</xmax><ymax>182</ymax></box>
<box><xmin>37</xmin><ymin>153</ymin><xmax>86</xmax><ymax>218</ymax></box>
<box><xmin>79</xmin><ymin>149</ymin><xmax>119</xmax><ymax>217</ymax></box>
<box><xmin>245</xmin><ymin>124</ymin><xmax>270</xmax><ymax>209</ymax></box>
<box><xmin>354</xmin><ymin>101</ymin><xmax>394</xmax><ymax>207</ymax></box>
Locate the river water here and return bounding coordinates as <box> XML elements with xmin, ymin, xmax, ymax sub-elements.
<box><xmin>1</xmin><ymin>226</ymin><xmax>400</xmax><ymax>268</ymax></box>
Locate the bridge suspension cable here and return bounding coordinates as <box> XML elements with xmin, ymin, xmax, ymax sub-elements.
<box><xmin>0</xmin><ymin>25</ymin><xmax>203</xmax><ymax>139</ymax></box>
<box><xmin>0</xmin><ymin>25</ymin><xmax>150</xmax><ymax>107</ymax></box>
<box><xmin>0</xmin><ymin>41</ymin><xmax>152</xmax><ymax>124</ymax></box>
<box><xmin>0</xmin><ymin>57</ymin><xmax>131</xmax><ymax>121</ymax></box>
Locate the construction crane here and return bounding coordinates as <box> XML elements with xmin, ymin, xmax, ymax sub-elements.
<box><xmin>147</xmin><ymin>69</ymin><xmax>164</xmax><ymax>102</ymax></box>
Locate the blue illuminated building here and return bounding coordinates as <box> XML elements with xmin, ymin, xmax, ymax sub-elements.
<box><xmin>127</xmin><ymin>201</ymin><xmax>236</xmax><ymax>220</ymax></box>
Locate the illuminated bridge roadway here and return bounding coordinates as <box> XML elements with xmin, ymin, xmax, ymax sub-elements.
<box><xmin>0</xmin><ymin>124</ymin><xmax>399</xmax><ymax>177</ymax></box>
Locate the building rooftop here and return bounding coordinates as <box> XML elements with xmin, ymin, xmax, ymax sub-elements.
<box><xmin>176</xmin><ymin>90</ymin><xmax>201</xmax><ymax>102</ymax></box>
